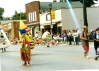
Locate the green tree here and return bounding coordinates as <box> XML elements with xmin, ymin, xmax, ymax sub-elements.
<box><xmin>68</xmin><ymin>0</ymin><xmax>96</xmax><ymax>7</ymax></box>
<box><xmin>60</xmin><ymin>0</ymin><xmax>96</xmax><ymax>7</ymax></box>
<box><xmin>12</xmin><ymin>10</ymin><xmax>26</xmax><ymax>20</ymax></box>
<box><xmin>3</xmin><ymin>17</ymin><xmax>10</xmax><ymax>20</ymax></box>
<box><xmin>20</xmin><ymin>12</ymin><xmax>26</xmax><ymax>19</ymax></box>
<box><xmin>80</xmin><ymin>0</ymin><xmax>95</xmax><ymax>7</ymax></box>
<box><xmin>0</xmin><ymin>7</ymin><xmax>4</xmax><ymax>20</ymax></box>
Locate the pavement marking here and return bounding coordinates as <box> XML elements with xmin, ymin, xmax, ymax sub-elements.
<box><xmin>33</xmin><ymin>53</ymin><xmax>99</xmax><ymax>69</ymax></box>
<box><xmin>33</xmin><ymin>53</ymin><xmax>99</xmax><ymax>62</ymax></box>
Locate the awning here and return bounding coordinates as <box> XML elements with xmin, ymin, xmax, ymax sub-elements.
<box><xmin>26</xmin><ymin>22</ymin><xmax>40</xmax><ymax>26</ymax></box>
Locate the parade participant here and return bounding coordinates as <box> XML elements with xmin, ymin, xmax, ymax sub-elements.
<box><xmin>80</xmin><ymin>26</ymin><xmax>89</xmax><ymax>59</ymax></box>
<box><xmin>20</xmin><ymin>34</ymin><xmax>31</xmax><ymax>66</ymax></box>
<box><xmin>92</xmin><ymin>28</ymin><xmax>99</xmax><ymax>60</ymax></box>
<box><xmin>19</xmin><ymin>20</ymin><xmax>32</xmax><ymax>66</ymax></box>
<box><xmin>42</xmin><ymin>31</ymin><xmax>52</xmax><ymax>47</ymax></box>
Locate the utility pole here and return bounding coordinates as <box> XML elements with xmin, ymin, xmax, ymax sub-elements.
<box><xmin>49</xmin><ymin>3</ymin><xmax>53</xmax><ymax>37</ymax></box>
<box><xmin>83</xmin><ymin>0</ymin><xmax>88</xmax><ymax>32</ymax></box>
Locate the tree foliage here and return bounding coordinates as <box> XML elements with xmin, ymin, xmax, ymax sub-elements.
<box><xmin>12</xmin><ymin>10</ymin><xmax>26</xmax><ymax>20</ymax></box>
<box><xmin>0</xmin><ymin>7</ymin><xmax>4</xmax><ymax>20</ymax></box>
<box><xmin>80</xmin><ymin>0</ymin><xmax>95</xmax><ymax>7</ymax></box>
<box><xmin>3</xmin><ymin>17</ymin><xmax>11</xmax><ymax>20</ymax></box>
<box><xmin>59</xmin><ymin>0</ymin><xmax>97</xmax><ymax>7</ymax></box>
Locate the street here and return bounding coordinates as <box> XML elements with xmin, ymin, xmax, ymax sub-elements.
<box><xmin>1</xmin><ymin>42</ymin><xmax>99</xmax><ymax>71</ymax></box>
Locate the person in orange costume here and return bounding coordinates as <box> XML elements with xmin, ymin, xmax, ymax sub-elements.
<box><xmin>20</xmin><ymin>34</ymin><xmax>31</xmax><ymax>66</ymax></box>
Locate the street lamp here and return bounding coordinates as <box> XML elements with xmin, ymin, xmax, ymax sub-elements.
<box><xmin>49</xmin><ymin>3</ymin><xmax>53</xmax><ymax>37</ymax></box>
<box><xmin>83</xmin><ymin>0</ymin><xmax>88</xmax><ymax>32</ymax></box>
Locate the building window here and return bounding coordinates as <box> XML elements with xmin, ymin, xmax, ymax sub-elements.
<box><xmin>30</xmin><ymin>12</ymin><xmax>33</xmax><ymax>22</ymax></box>
<box><xmin>33</xmin><ymin>11</ymin><xmax>37</xmax><ymax>21</ymax></box>
<box><xmin>28</xmin><ymin>11</ymin><xmax>37</xmax><ymax>22</ymax></box>
<box><xmin>46</xmin><ymin>13</ymin><xmax>51</xmax><ymax>21</ymax></box>
<box><xmin>28</xmin><ymin>13</ymin><xmax>31</xmax><ymax>22</ymax></box>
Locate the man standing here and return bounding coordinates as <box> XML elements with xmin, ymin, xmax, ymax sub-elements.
<box><xmin>80</xmin><ymin>26</ymin><xmax>89</xmax><ymax>59</ymax></box>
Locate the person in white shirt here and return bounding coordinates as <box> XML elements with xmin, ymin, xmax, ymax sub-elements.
<box><xmin>72</xmin><ymin>29</ymin><xmax>76</xmax><ymax>45</ymax></box>
<box><xmin>35</xmin><ymin>32</ymin><xmax>39</xmax><ymax>44</ymax></box>
<box><xmin>74</xmin><ymin>30</ymin><xmax>79</xmax><ymax>45</ymax></box>
<box><xmin>53</xmin><ymin>35</ymin><xmax>58</xmax><ymax>41</ymax></box>
<box><xmin>35</xmin><ymin>32</ymin><xmax>38</xmax><ymax>38</ymax></box>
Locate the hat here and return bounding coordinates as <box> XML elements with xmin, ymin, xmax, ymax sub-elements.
<box><xmin>83</xmin><ymin>26</ymin><xmax>86</xmax><ymax>29</ymax></box>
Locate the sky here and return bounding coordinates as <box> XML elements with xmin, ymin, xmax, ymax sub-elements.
<box><xmin>0</xmin><ymin>0</ymin><xmax>59</xmax><ymax>17</ymax></box>
<box><xmin>0</xmin><ymin>0</ymin><xmax>99</xmax><ymax>17</ymax></box>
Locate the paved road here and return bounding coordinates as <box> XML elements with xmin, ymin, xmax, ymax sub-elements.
<box><xmin>1</xmin><ymin>42</ymin><xmax>99</xmax><ymax>71</ymax></box>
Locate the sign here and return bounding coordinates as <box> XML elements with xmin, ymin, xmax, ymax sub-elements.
<box><xmin>51</xmin><ymin>10</ymin><xmax>55</xmax><ymax>20</ymax></box>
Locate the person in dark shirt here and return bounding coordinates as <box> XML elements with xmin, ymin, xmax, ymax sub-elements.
<box><xmin>92</xmin><ymin>28</ymin><xmax>99</xmax><ymax>60</ymax></box>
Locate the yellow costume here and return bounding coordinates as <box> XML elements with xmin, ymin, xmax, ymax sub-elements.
<box><xmin>19</xmin><ymin>20</ymin><xmax>35</xmax><ymax>66</ymax></box>
<box><xmin>20</xmin><ymin>34</ymin><xmax>31</xmax><ymax>66</ymax></box>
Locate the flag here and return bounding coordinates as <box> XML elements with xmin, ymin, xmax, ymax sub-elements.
<box><xmin>19</xmin><ymin>20</ymin><xmax>27</xmax><ymax>29</ymax></box>
<box><xmin>51</xmin><ymin>10</ymin><xmax>55</xmax><ymax>20</ymax></box>
<box><xmin>19</xmin><ymin>20</ymin><xmax>27</xmax><ymax>41</ymax></box>
<box><xmin>19</xmin><ymin>29</ymin><xmax>26</xmax><ymax>34</ymax></box>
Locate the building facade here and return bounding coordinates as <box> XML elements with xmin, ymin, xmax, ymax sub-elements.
<box><xmin>25</xmin><ymin>1</ymin><xmax>40</xmax><ymax>37</ymax></box>
<box><xmin>0</xmin><ymin>20</ymin><xmax>26</xmax><ymax>41</ymax></box>
<box><xmin>25</xmin><ymin>1</ymin><xmax>83</xmax><ymax>37</ymax></box>
<box><xmin>25</xmin><ymin>1</ymin><xmax>99</xmax><ymax>37</ymax></box>
<box><xmin>40</xmin><ymin>7</ymin><xmax>99</xmax><ymax>35</ymax></box>
<box><xmin>40</xmin><ymin>9</ymin><xmax>62</xmax><ymax>35</ymax></box>
<box><xmin>61</xmin><ymin>7</ymin><xmax>99</xmax><ymax>32</ymax></box>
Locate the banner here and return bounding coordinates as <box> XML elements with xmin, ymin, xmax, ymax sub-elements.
<box><xmin>51</xmin><ymin>10</ymin><xmax>55</xmax><ymax>20</ymax></box>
